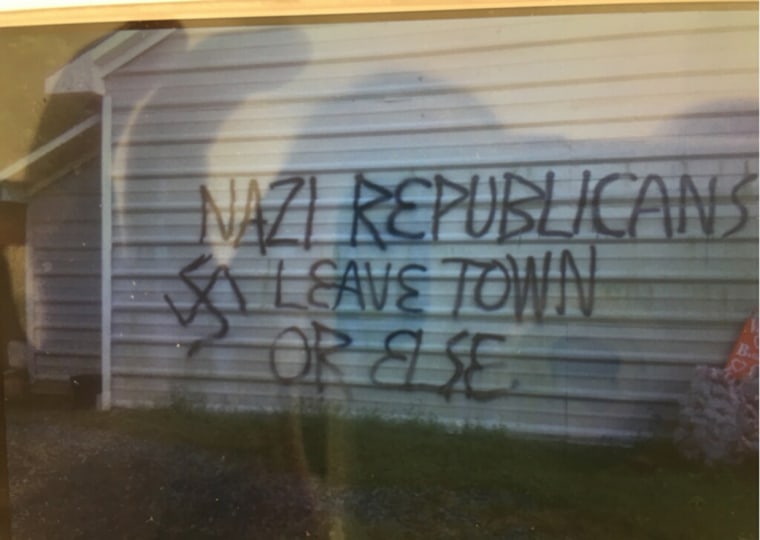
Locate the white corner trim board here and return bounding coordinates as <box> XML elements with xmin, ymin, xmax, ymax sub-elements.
<box><xmin>100</xmin><ymin>94</ymin><xmax>113</xmax><ymax>410</ymax></box>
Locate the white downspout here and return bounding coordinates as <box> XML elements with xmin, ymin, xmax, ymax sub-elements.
<box><xmin>100</xmin><ymin>94</ymin><xmax>112</xmax><ymax>410</ymax></box>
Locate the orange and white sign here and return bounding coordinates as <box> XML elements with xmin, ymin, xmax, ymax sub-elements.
<box><xmin>725</xmin><ymin>310</ymin><xmax>759</xmax><ymax>379</ymax></box>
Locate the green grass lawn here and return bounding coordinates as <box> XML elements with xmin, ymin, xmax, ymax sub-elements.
<box><xmin>57</xmin><ymin>402</ymin><xmax>756</xmax><ymax>540</ymax></box>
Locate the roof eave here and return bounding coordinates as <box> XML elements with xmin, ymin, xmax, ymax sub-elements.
<box><xmin>45</xmin><ymin>28</ymin><xmax>176</xmax><ymax>95</ymax></box>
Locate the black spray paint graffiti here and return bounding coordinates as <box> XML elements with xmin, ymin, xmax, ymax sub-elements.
<box><xmin>165</xmin><ymin>177</ymin><xmax>316</xmax><ymax>358</ymax></box>
<box><xmin>199</xmin><ymin>176</ymin><xmax>317</xmax><ymax>252</ymax></box>
<box><xmin>163</xmin><ymin>254</ymin><xmax>247</xmax><ymax>357</ymax></box>
<box><xmin>195</xmin><ymin>171</ymin><xmax>756</xmax><ymax>251</ymax></box>
<box><xmin>441</xmin><ymin>246</ymin><xmax>596</xmax><ymax>321</ymax></box>
<box><xmin>349</xmin><ymin>171</ymin><xmax>757</xmax><ymax>249</ymax></box>
<box><xmin>278</xmin><ymin>258</ymin><xmax>429</xmax><ymax>314</ymax></box>
<box><xmin>368</xmin><ymin>328</ymin><xmax>518</xmax><ymax>402</ymax></box>
<box><xmin>267</xmin><ymin>323</ymin><xmax>517</xmax><ymax>402</ymax></box>
<box><xmin>271</xmin><ymin>246</ymin><xmax>596</xmax><ymax>321</ymax></box>
<box><xmin>269</xmin><ymin>321</ymin><xmax>353</xmax><ymax>397</ymax></box>
<box><xmin>164</xmin><ymin>168</ymin><xmax>756</xmax><ymax>396</ymax></box>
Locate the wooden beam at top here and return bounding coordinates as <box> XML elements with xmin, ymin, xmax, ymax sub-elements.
<box><xmin>0</xmin><ymin>0</ymin><xmax>754</xmax><ymax>28</ymax></box>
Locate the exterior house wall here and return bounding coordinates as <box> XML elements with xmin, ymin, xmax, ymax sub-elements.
<box><xmin>104</xmin><ymin>11</ymin><xmax>757</xmax><ymax>439</ymax></box>
<box><xmin>26</xmin><ymin>158</ymin><xmax>102</xmax><ymax>381</ymax></box>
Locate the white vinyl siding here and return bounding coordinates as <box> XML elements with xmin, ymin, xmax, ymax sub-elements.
<box><xmin>104</xmin><ymin>11</ymin><xmax>757</xmax><ymax>440</ymax></box>
<box><xmin>27</xmin><ymin>158</ymin><xmax>102</xmax><ymax>380</ymax></box>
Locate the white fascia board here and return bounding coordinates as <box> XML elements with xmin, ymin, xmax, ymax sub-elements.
<box><xmin>45</xmin><ymin>28</ymin><xmax>175</xmax><ymax>95</ymax></box>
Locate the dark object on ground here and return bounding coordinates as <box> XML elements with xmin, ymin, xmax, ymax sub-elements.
<box><xmin>70</xmin><ymin>374</ymin><xmax>101</xmax><ymax>409</ymax></box>
<box><xmin>3</xmin><ymin>368</ymin><xmax>28</xmax><ymax>401</ymax></box>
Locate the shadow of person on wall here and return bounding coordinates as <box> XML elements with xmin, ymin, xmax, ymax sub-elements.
<box><xmin>115</xmin><ymin>24</ymin><xmax>331</xmax><ymax>538</ymax></box>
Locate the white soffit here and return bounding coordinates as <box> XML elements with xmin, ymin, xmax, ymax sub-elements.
<box><xmin>45</xmin><ymin>28</ymin><xmax>175</xmax><ymax>95</ymax></box>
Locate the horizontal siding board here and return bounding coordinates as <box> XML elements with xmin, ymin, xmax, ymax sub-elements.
<box><xmin>113</xmin><ymin>14</ymin><xmax>756</xmax><ymax>75</ymax></box>
<box><xmin>108</xmin><ymin>369</ymin><xmax>681</xmax><ymax>407</ymax></box>
<box><xmin>109</xmin><ymin>292</ymin><xmax>755</xmax><ymax>318</ymax></box>
<box><xmin>109</xmin><ymin>355</ymin><xmax>695</xmax><ymax>395</ymax></box>
<box><xmin>108</xmin><ymin>200</ymin><xmax>756</xmax><ymax>234</ymax></box>
<box><xmin>113</xmin><ymin>114</ymin><xmax>759</xmax><ymax>149</ymax></box>
<box><xmin>110</xmin><ymin>230</ymin><xmax>759</xmax><ymax>247</ymax></box>
<box><xmin>109</xmin><ymin>64</ymin><xmax>757</xmax><ymax>113</ymax></box>
<box><xmin>108</xmin><ymin>309</ymin><xmax>740</xmax><ymax>336</ymax></box>
<box><xmin>108</xmin><ymin>156</ymin><xmax>754</xmax><ymax>185</ymax></box>
<box><xmin>112</xmin><ymin>80</ymin><xmax>758</xmax><ymax>140</ymax></box>
<box><xmin>107</xmin><ymin>330</ymin><xmax>737</xmax><ymax>377</ymax></box>
<box><xmin>118</xmin><ymin>120</ymin><xmax>759</xmax><ymax>160</ymax></box>
<box><xmin>111</xmin><ymin>139</ymin><xmax>758</xmax><ymax>178</ymax></box>
<box><xmin>105</xmin><ymin>12</ymin><xmax>758</xmax><ymax>440</ymax></box>
<box><xmin>108</xmin><ymin>303</ymin><xmax>753</xmax><ymax>330</ymax></box>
